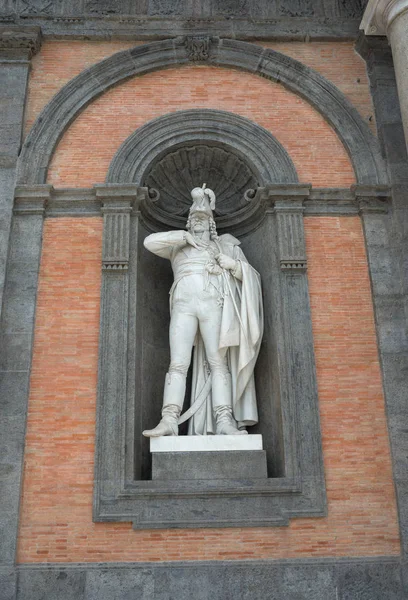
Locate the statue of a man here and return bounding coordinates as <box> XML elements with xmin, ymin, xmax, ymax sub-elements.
<box><xmin>142</xmin><ymin>185</ymin><xmax>263</xmax><ymax>437</ymax></box>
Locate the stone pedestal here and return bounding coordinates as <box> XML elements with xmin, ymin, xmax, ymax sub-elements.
<box><xmin>151</xmin><ymin>435</ymin><xmax>268</xmax><ymax>480</ymax></box>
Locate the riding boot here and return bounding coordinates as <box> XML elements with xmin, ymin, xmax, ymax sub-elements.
<box><xmin>142</xmin><ymin>371</ymin><xmax>185</xmax><ymax>437</ymax></box>
<box><xmin>212</xmin><ymin>371</ymin><xmax>247</xmax><ymax>435</ymax></box>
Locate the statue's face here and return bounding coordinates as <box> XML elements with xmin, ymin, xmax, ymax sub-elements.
<box><xmin>189</xmin><ymin>213</ymin><xmax>210</xmax><ymax>234</ymax></box>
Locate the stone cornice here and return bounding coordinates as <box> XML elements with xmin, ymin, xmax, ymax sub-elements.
<box><xmin>0</xmin><ymin>0</ymin><xmax>366</xmax><ymax>42</ymax></box>
<box><xmin>13</xmin><ymin>184</ymin><xmax>52</xmax><ymax>215</ymax></box>
<box><xmin>13</xmin><ymin>184</ymin><xmax>391</xmax><ymax>219</ymax></box>
<box><xmin>361</xmin><ymin>0</ymin><xmax>408</xmax><ymax>35</ymax></box>
<box><xmin>0</xmin><ymin>25</ymin><xmax>41</xmax><ymax>59</ymax></box>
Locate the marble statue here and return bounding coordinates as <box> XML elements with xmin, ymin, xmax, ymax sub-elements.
<box><xmin>142</xmin><ymin>185</ymin><xmax>264</xmax><ymax>437</ymax></box>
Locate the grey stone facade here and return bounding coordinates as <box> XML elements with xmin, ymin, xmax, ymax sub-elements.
<box><xmin>1</xmin><ymin>1</ymin><xmax>408</xmax><ymax>597</ymax></box>
<box><xmin>0</xmin><ymin>0</ymin><xmax>367</xmax><ymax>40</ymax></box>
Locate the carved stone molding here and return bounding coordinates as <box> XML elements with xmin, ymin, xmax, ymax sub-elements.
<box><xmin>95</xmin><ymin>184</ymin><xmax>144</xmax><ymax>270</ymax></box>
<box><xmin>275</xmin><ymin>201</ymin><xmax>308</xmax><ymax>272</ymax></box>
<box><xmin>13</xmin><ymin>184</ymin><xmax>52</xmax><ymax>215</ymax></box>
<box><xmin>143</xmin><ymin>143</ymin><xmax>259</xmax><ymax>217</ymax></box>
<box><xmin>107</xmin><ymin>109</ymin><xmax>298</xmax><ymax>188</ymax></box>
<box><xmin>101</xmin><ymin>209</ymin><xmax>131</xmax><ymax>271</ymax></box>
<box><xmin>12</xmin><ymin>184</ymin><xmax>391</xmax><ymax>221</ymax></box>
<box><xmin>183</xmin><ymin>35</ymin><xmax>214</xmax><ymax>61</ymax></box>
<box><xmin>352</xmin><ymin>183</ymin><xmax>391</xmax><ymax>213</ymax></box>
<box><xmin>0</xmin><ymin>25</ymin><xmax>41</xmax><ymax>59</ymax></box>
<box><xmin>0</xmin><ymin>0</ymin><xmax>368</xmax><ymax>42</ymax></box>
<box><xmin>361</xmin><ymin>0</ymin><xmax>408</xmax><ymax>34</ymax></box>
<box><xmin>0</xmin><ymin>0</ymin><xmax>367</xmax><ymax>20</ymax></box>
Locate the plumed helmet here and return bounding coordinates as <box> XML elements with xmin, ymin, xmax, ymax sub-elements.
<box><xmin>189</xmin><ymin>184</ymin><xmax>216</xmax><ymax>218</ymax></box>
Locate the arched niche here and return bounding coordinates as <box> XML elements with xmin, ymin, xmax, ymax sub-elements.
<box><xmin>119</xmin><ymin>112</ymin><xmax>298</xmax><ymax>480</ymax></box>
<box><xmin>107</xmin><ymin>109</ymin><xmax>298</xmax><ymax>233</ymax></box>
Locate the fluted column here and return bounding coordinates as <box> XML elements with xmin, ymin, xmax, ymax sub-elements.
<box><xmin>362</xmin><ymin>0</ymin><xmax>408</xmax><ymax>151</ymax></box>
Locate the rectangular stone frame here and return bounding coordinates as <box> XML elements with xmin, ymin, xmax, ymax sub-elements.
<box><xmin>93</xmin><ymin>183</ymin><xmax>327</xmax><ymax>529</ymax></box>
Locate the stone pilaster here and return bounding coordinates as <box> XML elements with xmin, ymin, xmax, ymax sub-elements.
<box><xmin>0</xmin><ymin>26</ymin><xmax>41</xmax><ymax>318</ymax></box>
<box><xmin>94</xmin><ymin>185</ymin><xmax>141</xmax><ymax>506</ymax></box>
<box><xmin>0</xmin><ymin>185</ymin><xmax>51</xmax><ymax>572</ymax></box>
<box><xmin>357</xmin><ymin>19</ymin><xmax>408</xmax><ymax>571</ymax></box>
<box><xmin>0</xmin><ymin>28</ymin><xmax>41</xmax><ymax>581</ymax></box>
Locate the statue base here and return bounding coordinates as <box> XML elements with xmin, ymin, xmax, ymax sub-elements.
<box><xmin>150</xmin><ymin>435</ymin><xmax>267</xmax><ymax>480</ymax></box>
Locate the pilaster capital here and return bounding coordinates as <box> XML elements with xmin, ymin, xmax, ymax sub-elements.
<box><xmin>94</xmin><ymin>184</ymin><xmax>145</xmax><ymax>271</ymax></box>
<box><xmin>351</xmin><ymin>184</ymin><xmax>390</xmax><ymax>214</ymax></box>
<box><xmin>94</xmin><ymin>184</ymin><xmax>145</xmax><ymax>213</ymax></box>
<box><xmin>0</xmin><ymin>26</ymin><xmax>42</xmax><ymax>60</ymax></box>
<box><xmin>361</xmin><ymin>0</ymin><xmax>408</xmax><ymax>36</ymax></box>
<box><xmin>14</xmin><ymin>184</ymin><xmax>52</xmax><ymax>216</ymax></box>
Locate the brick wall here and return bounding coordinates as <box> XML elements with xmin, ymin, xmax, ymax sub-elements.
<box><xmin>24</xmin><ymin>41</ymin><xmax>138</xmax><ymax>137</ymax></box>
<box><xmin>45</xmin><ymin>65</ymin><xmax>355</xmax><ymax>188</ymax></box>
<box><xmin>264</xmin><ymin>42</ymin><xmax>376</xmax><ymax>132</ymax></box>
<box><xmin>17</xmin><ymin>216</ymin><xmax>400</xmax><ymax>563</ymax></box>
<box><xmin>25</xmin><ymin>41</ymin><xmax>374</xmax><ymax>137</ymax></box>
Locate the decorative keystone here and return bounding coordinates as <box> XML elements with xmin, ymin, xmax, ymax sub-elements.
<box><xmin>183</xmin><ymin>36</ymin><xmax>215</xmax><ymax>62</ymax></box>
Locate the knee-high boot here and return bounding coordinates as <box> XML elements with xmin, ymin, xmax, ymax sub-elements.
<box><xmin>211</xmin><ymin>371</ymin><xmax>247</xmax><ymax>435</ymax></box>
<box><xmin>142</xmin><ymin>371</ymin><xmax>185</xmax><ymax>437</ymax></box>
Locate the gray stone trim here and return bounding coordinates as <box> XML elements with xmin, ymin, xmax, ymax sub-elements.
<box><xmin>44</xmin><ymin>188</ymin><xmax>101</xmax><ymax>217</ymax></box>
<box><xmin>14</xmin><ymin>183</ymin><xmax>52</xmax><ymax>215</ymax></box>
<box><xmin>8</xmin><ymin>557</ymin><xmax>406</xmax><ymax>600</ymax></box>
<box><xmin>275</xmin><ymin>199</ymin><xmax>308</xmax><ymax>271</ymax></box>
<box><xmin>13</xmin><ymin>184</ymin><xmax>392</xmax><ymax>219</ymax></box>
<box><xmin>0</xmin><ymin>25</ymin><xmax>41</xmax><ymax>60</ymax></box>
<box><xmin>95</xmin><ymin>184</ymin><xmax>139</xmax><ymax>270</ymax></box>
<box><xmin>17</xmin><ymin>38</ymin><xmax>386</xmax><ymax>187</ymax></box>
<box><xmin>107</xmin><ymin>109</ymin><xmax>299</xmax><ymax>186</ymax></box>
<box><xmin>356</xmin><ymin>34</ymin><xmax>408</xmax><ymax>560</ymax></box>
<box><xmin>0</xmin><ymin>185</ymin><xmax>50</xmax><ymax>567</ymax></box>
<box><xmin>0</xmin><ymin>38</ymin><xmax>44</xmax><ymax>563</ymax></box>
<box><xmin>11</xmin><ymin>18</ymin><xmax>363</xmax><ymax>42</ymax></box>
<box><xmin>0</xmin><ymin>0</ymin><xmax>368</xmax><ymax>42</ymax></box>
<box><xmin>353</xmin><ymin>183</ymin><xmax>391</xmax><ymax>214</ymax></box>
<box><xmin>0</xmin><ymin>28</ymin><xmax>42</xmax><ymax>323</ymax></box>
<box><xmin>15</xmin><ymin>556</ymin><xmax>403</xmax><ymax>569</ymax></box>
<box><xmin>0</xmin><ymin>19</ymin><xmax>363</xmax><ymax>43</ymax></box>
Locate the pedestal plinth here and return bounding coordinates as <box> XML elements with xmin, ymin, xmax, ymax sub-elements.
<box><xmin>151</xmin><ymin>435</ymin><xmax>267</xmax><ymax>480</ymax></box>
